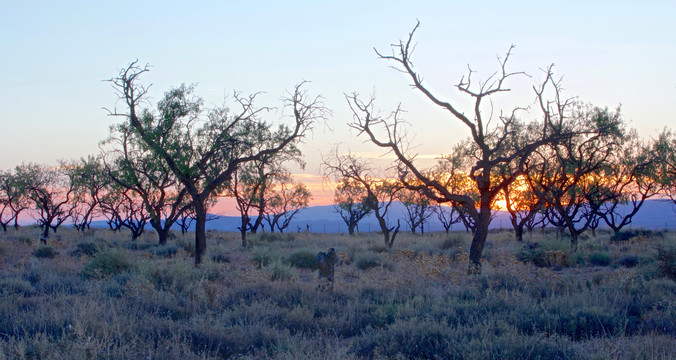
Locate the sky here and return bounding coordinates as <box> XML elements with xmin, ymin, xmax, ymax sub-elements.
<box><xmin>1</xmin><ymin>1</ymin><xmax>675</xmax><ymax>214</ymax></box>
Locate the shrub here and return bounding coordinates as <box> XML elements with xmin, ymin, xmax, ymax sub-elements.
<box><xmin>267</xmin><ymin>261</ymin><xmax>297</xmax><ymax>282</ymax></box>
<box><xmin>286</xmin><ymin>251</ymin><xmax>318</xmax><ymax>269</ymax></box>
<box><xmin>151</xmin><ymin>243</ymin><xmax>181</xmax><ymax>258</ymax></box>
<box><xmin>611</xmin><ymin>229</ymin><xmax>664</xmax><ymax>242</ymax></box>
<box><xmin>253</xmin><ymin>232</ymin><xmax>294</xmax><ymax>244</ymax></box>
<box><xmin>75</xmin><ymin>241</ymin><xmax>100</xmax><ymax>256</ymax></box>
<box><xmin>588</xmin><ymin>252</ymin><xmax>612</xmax><ymax>266</ymax></box>
<box><xmin>32</xmin><ymin>246</ymin><xmax>57</xmax><ymax>259</ymax></box>
<box><xmin>355</xmin><ymin>253</ymin><xmax>381</xmax><ymax>270</ymax></box>
<box><xmin>81</xmin><ymin>249</ymin><xmax>133</xmax><ymax>279</ymax></box>
<box><xmin>616</xmin><ymin>255</ymin><xmax>641</xmax><ymax>268</ymax></box>
<box><xmin>0</xmin><ymin>278</ymin><xmax>35</xmax><ymax>296</ymax></box>
<box><xmin>252</xmin><ymin>247</ymin><xmax>277</xmax><ymax>269</ymax></box>
<box><xmin>656</xmin><ymin>243</ymin><xmax>676</xmax><ymax>279</ymax></box>
<box><xmin>439</xmin><ymin>235</ymin><xmax>464</xmax><ymax>250</ymax></box>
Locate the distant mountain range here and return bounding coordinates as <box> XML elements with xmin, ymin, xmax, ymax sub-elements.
<box><xmin>167</xmin><ymin>199</ymin><xmax>676</xmax><ymax>234</ymax></box>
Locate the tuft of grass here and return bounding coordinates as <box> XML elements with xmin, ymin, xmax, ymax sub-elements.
<box><xmin>32</xmin><ymin>245</ymin><xmax>57</xmax><ymax>259</ymax></box>
<box><xmin>439</xmin><ymin>235</ymin><xmax>464</xmax><ymax>250</ymax></box>
<box><xmin>81</xmin><ymin>249</ymin><xmax>134</xmax><ymax>279</ymax></box>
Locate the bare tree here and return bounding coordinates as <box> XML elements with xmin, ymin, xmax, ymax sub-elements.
<box><xmin>432</xmin><ymin>205</ymin><xmax>462</xmax><ymax>234</ymax></box>
<box><xmin>107</xmin><ymin>62</ymin><xmax>326</xmax><ymax>265</ymax></box>
<box><xmin>347</xmin><ymin>21</ymin><xmax>578</xmax><ymax>273</ymax></box>
<box><xmin>323</xmin><ymin>149</ymin><xmax>402</xmax><ymax>247</ymax></box>
<box><xmin>333</xmin><ymin>178</ymin><xmax>372</xmax><ymax>235</ymax></box>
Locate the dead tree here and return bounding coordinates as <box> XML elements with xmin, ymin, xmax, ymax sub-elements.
<box><xmin>347</xmin><ymin>21</ymin><xmax>582</xmax><ymax>273</ymax></box>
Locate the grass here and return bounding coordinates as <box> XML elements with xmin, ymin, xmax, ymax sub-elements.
<box><xmin>0</xmin><ymin>227</ymin><xmax>674</xmax><ymax>359</ymax></box>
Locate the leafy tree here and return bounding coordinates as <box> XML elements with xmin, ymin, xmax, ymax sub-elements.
<box><xmin>527</xmin><ymin>106</ymin><xmax>626</xmax><ymax>250</ymax></box>
<box><xmin>18</xmin><ymin>163</ymin><xmax>75</xmax><ymax>240</ymax></box>
<box><xmin>263</xmin><ymin>176</ymin><xmax>312</xmax><ymax>233</ymax></box>
<box><xmin>0</xmin><ymin>169</ymin><xmax>30</xmax><ymax>231</ymax></box>
<box><xmin>652</xmin><ymin>129</ymin><xmax>676</xmax><ymax>216</ymax></box>
<box><xmin>589</xmin><ymin>133</ymin><xmax>660</xmax><ymax>236</ymax></box>
<box><xmin>323</xmin><ymin>149</ymin><xmax>402</xmax><ymax>247</ymax></box>
<box><xmin>399</xmin><ymin>186</ymin><xmax>434</xmax><ymax>234</ymax></box>
<box><xmin>107</xmin><ymin>62</ymin><xmax>325</xmax><ymax>265</ymax></box>
<box><xmin>333</xmin><ymin>178</ymin><xmax>371</xmax><ymax>235</ymax></box>
<box><xmin>64</xmin><ymin>155</ymin><xmax>110</xmax><ymax>232</ymax></box>
<box><xmin>102</xmin><ymin>121</ymin><xmax>190</xmax><ymax>245</ymax></box>
<box><xmin>501</xmin><ymin>174</ymin><xmax>544</xmax><ymax>241</ymax></box>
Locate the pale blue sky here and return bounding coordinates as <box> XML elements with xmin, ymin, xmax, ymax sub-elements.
<box><xmin>1</xmin><ymin>0</ymin><xmax>674</xmax><ymax>189</ymax></box>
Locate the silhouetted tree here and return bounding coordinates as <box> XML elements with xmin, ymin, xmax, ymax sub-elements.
<box><xmin>333</xmin><ymin>178</ymin><xmax>372</xmax><ymax>235</ymax></box>
<box><xmin>102</xmin><ymin>121</ymin><xmax>190</xmax><ymax>245</ymax></box>
<box><xmin>107</xmin><ymin>61</ymin><xmax>326</xmax><ymax>265</ymax></box>
<box><xmin>323</xmin><ymin>149</ymin><xmax>402</xmax><ymax>247</ymax></box>
<box><xmin>348</xmin><ymin>21</ymin><xmax>579</xmax><ymax>273</ymax></box>
<box><xmin>0</xmin><ymin>169</ymin><xmax>30</xmax><ymax>231</ymax></box>
<box><xmin>65</xmin><ymin>155</ymin><xmax>109</xmax><ymax>232</ymax></box>
<box><xmin>263</xmin><ymin>177</ymin><xmax>311</xmax><ymax>233</ymax></box>
<box><xmin>18</xmin><ymin>163</ymin><xmax>75</xmax><ymax>240</ymax></box>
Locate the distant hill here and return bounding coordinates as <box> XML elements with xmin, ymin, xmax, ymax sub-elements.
<box><xmin>174</xmin><ymin>199</ymin><xmax>676</xmax><ymax>234</ymax></box>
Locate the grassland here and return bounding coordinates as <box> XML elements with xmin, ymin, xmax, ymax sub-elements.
<box><xmin>0</xmin><ymin>226</ymin><xmax>674</xmax><ymax>359</ymax></box>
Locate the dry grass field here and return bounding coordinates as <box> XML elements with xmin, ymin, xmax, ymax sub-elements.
<box><xmin>0</xmin><ymin>226</ymin><xmax>674</xmax><ymax>359</ymax></box>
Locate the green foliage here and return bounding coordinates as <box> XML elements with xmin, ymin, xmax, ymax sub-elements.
<box><xmin>81</xmin><ymin>249</ymin><xmax>133</xmax><ymax>279</ymax></box>
<box><xmin>32</xmin><ymin>246</ymin><xmax>57</xmax><ymax>259</ymax></box>
<box><xmin>285</xmin><ymin>250</ymin><xmax>318</xmax><ymax>269</ymax></box>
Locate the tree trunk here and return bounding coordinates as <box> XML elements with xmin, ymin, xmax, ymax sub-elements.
<box><xmin>468</xmin><ymin>198</ymin><xmax>491</xmax><ymax>274</ymax></box>
<box><xmin>194</xmin><ymin>203</ymin><xmax>207</xmax><ymax>266</ymax></box>
<box><xmin>240</xmin><ymin>215</ymin><xmax>249</xmax><ymax>247</ymax></box>
<box><xmin>514</xmin><ymin>224</ymin><xmax>524</xmax><ymax>242</ymax></box>
<box><xmin>157</xmin><ymin>228</ymin><xmax>169</xmax><ymax>245</ymax></box>
<box><xmin>348</xmin><ymin>224</ymin><xmax>356</xmax><ymax>235</ymax></box>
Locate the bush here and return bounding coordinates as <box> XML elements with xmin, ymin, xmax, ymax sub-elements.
<box><xmin>81</xmin><ymin>249</ymin><xmax>133</xmax><ymax>279</ymax></box>
<box><xmin>588</xmin><ymin>252</ymin><xmax>612</xmax><ymax>266</ymax></box>
<box><xmin>611</xmin><ymin>229</ymin><xmax>664</xmax><ymax>242</ymax></box>
<box><xmin>439</xmin><ymin>235</ymin><xmax>464</xmax><ymax>250</ymax></box>
<box><xmin>253</xmin><ymin>232</ymin><xmax>295</xmax><ymax>244</ymax></box>
<box><xmin>656</xmin><ymin>243</ymin><xmax>676</xmax><ymax>279</ymax></box>
<box><xmin>267</xmin><ymin>261</ymin><xmax>297</xmax><ymax>282</ymax></box>
<box><xmin>616</xmin><ymin>255</ymin><xmax>641</xmax><ymax>268</ymax></box>
<box><xmin>252</xmin><ymin>247</ymin><xmax>277</xmax><ymax>269</ymax></box>
<box><xmin>355</xmin><ymin>253</ymin><xmax>382</xmax><ymax>270</ymax></box>
<box><xmin>286</xmin><ymin>251</ymin><xmax>318</xmax><ymax>269</ymax></box>
<box><xmin>151</xmin><ymin>243</ymin><xmax>181</xmax><ymax>258</ymax></box>
<box><xmin>32</xmin><ymin>246</ymin><xmax>57</xmax><ymax>259</ymax></box>
<box><xmin>75</xmin><ymin>241</ymin><xmax>100</xmax><ymax>256</ymax></box>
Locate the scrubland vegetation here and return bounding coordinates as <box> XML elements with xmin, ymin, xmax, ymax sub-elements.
<box><xmin>0</xmin><ymin>227</ymin><xmax>674</xmax><ymax>359</ymax></box>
